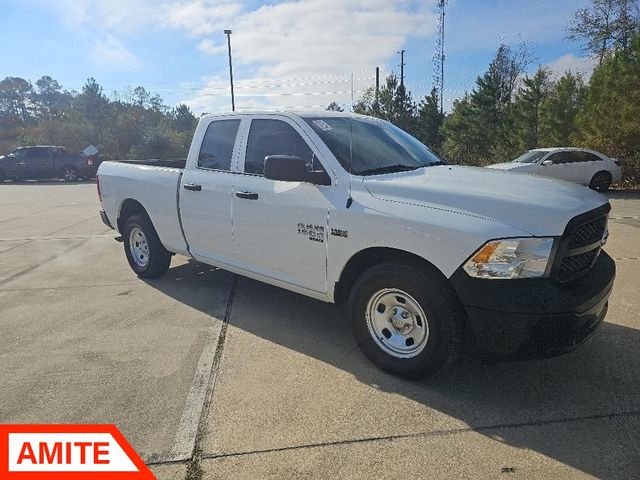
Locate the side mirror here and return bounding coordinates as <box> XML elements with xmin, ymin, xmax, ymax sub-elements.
<box><xmin>542</xmin><ymin>159</ymin><xmax>553</xmax><ymax>166</ymax></box>
<box><xmin>263</xmin><ymin>155</ymin><xmax>330</xmax><ymax>185</ymax></box>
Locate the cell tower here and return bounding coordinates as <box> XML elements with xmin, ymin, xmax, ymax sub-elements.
<box><xmin>433</xmin><ymin>0</ymin><xmax>447</xmax><ymax>114</ymax></box>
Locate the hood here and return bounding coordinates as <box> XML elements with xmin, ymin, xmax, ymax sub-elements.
<box><xmin>485</xmin><ymin>162</ymin><xmax>530</xmax><ymax>171</ymax></box>
<box><xmin>362</xmin><ymin>165</ymin><xmax>608</xmax><ymax>236</ymax></box>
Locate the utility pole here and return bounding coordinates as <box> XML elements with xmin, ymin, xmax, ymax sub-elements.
<box><xmin>224</xmin><ymin>29</ymin><xmax>235</xmax><ymax>111</ymax></box>
<box><xmin>398</xmin><ymin>49</ymin><xmax>406</xmax><ymax>87</ymax></box>
<box><xmin>375</xmin><ymin>66</ymin><xmax>380</xmax><ymax>113</ymax></box>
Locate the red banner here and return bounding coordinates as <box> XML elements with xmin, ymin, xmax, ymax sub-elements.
<box><xmin>0</xmin><ymin>425</ymin><xmax>155</xmax><ymax>479</ymax></box>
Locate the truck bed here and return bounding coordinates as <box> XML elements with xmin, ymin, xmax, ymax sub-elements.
<box><xmin>98</xmin><ymin>160</ymin><xmax>189</xmax><ymax>255</ymax></box>
<box><xmin>114</xmin><ymin>158</ymin><xmax>186</xmax><ymax>169</ymax></box>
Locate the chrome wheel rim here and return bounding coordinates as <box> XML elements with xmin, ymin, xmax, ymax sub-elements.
<box><xmin>129</xmin><ymin>227</ymin><xmax>150</xmax><ymax>268</ymax></box>
<box><xmin>365</xmin><ymin>288</ymin><xmax>429</xmax><ymax>358</ymax></box>
<box><xmin>64</xmin><ymin>168</ymin><xmax>76</xmax><ymax>181</ymax></box>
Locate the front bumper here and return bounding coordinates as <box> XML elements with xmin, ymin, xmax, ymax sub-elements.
<box><xmin>450</xmin><ymin>251</ymin><xmax>615</xmax><ymax>360</ymax></box>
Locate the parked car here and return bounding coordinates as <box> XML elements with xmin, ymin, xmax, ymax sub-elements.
<box><xmin>0</xmin><ymin>145</ymin><xmax>98</xmax><ymax>182</ymax></box>
<box><xmin>97</xmin><ymin>112</ymin><xmax>614</xmax><ymax>378</ymax></box>
<box><xmin>486</xmin><ymin>147</ymin><xmax>622</xmax><ymax>192</ymax></box>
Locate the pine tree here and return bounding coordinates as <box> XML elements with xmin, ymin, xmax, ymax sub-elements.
<box><xmin>576</xmin><ymin>33</ymin><xmax>640</xmax><ymax>162</ymax></box>
<box><xmin>512</xmin><ymin>68</ymin><xmax>552</xmax><ymax>150</ymax></box>
<box><xmin>539</xmin><ymin>72</ymin><xmax>585</xmax><ymax>146</ymax></box>
<box><xmin>415</xmin><ymin>88</ymin><xmax>444</xmax><ymax>152</ymax></box>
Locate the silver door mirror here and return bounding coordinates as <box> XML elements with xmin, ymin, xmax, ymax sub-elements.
<box><xmin>542</xmin><ymin>159</ymin><xmax>553</xmax><ymax>166</ymax></box>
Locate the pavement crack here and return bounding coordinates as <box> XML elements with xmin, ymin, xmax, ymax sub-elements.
<box><xmin>199</xmin><ymin>410</ymin><xmax>640</xmax><ymax>462</ymax></box>
<box><xmin>181</xmin><ymin>275</ymin><xmax>238</xmax><ymax>480</ymax></box>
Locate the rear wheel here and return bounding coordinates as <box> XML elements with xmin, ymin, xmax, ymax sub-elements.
<box><xmin>63</xmin><ymin>166</ymin><xmax>78</xmax><ymax>182</ymax></box>
<box><xmin>122</xmin><ymin>214</ymin><xmax>171</xmax><ymax>278</ymax></box>
<box><xmin>348</xmin><ymin>262</ymin><xmax>463</xmax><ymax>378</ymax></box>
<box><xmin>589</xmin><ymin>171</ymin><xmax>612</xmax><ymax>192</ymax></box>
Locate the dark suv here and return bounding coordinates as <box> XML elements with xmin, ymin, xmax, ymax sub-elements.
<box><xmin>0</xmin><ymin>146</ymin><xmax>98</xmax><ymax>182</ymax></box>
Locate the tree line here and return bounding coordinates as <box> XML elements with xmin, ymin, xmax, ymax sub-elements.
<box><xmin>1</xmin><ymin>0</ymin><xmax>638</xmax><ymax>184</ymax></box>
<box><xmin>347</xmin><ymin>0</ymin><xmax>640</xmax><ymax>186</ymax></box>
<box><xmin>0</xmin><ymin>77</ymin><xmax>197</xmax><ymax>160</ymax></box>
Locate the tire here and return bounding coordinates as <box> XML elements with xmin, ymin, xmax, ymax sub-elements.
<box><xmin>0</xmin><ymin>169</ymin><xmax>5</xmax><ymax>183</ymax></box>
<box><xmin>122</xmin><ymin>214</ymin><xmax>172</xmax><ymax>278</ymax></box>
<box><xmin>62</xmin><ymin>166</ymin><xmax>78</xmax><ymax>182</ymax></box>
<box><xmin>348</xmin><ymin>261</ymin><xmax>464</xmax><ymax>379</ymax></box>
<box><xmin>589</xmin><ymin>171</ymin><xmax>612</xmax><ymax>192</ymax></box>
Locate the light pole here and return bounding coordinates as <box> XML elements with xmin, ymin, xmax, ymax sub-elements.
<box><xmin>224</xmin><ymin>29</ymin><xmax>235</xmax><ymax>111</ymax></box>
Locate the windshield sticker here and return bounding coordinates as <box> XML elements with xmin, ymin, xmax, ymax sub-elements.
<box><xmin>312</xmin><ymin>120</ymin><xmax>333</xmax><ymax>131</ymax></box>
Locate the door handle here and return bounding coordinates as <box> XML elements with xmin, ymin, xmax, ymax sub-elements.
<box><xmin>235</xmin><ymin>191</ymin><xmax>259</xmax><ymax>200</ymax></box>
<box><xmin>183</xmin><ymin>183</ymin><xmax>202</xmax><ymax>191</ymax></box>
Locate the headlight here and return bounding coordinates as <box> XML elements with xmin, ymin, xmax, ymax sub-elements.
<box><xmin>463</xmin><ymin>238</ymin><xmax>555</xmax><ymax>279</ymax></box>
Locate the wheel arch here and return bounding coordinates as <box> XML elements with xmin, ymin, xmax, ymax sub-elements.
<box><xmin>117</xmin><ymin>198</ymin><xmax>150</xmax><ymax>233</ymax></box>
<box><xmin>334</xmin><ymin>247</ymin><xmax>449</xmax><ymax>307</ymax></box>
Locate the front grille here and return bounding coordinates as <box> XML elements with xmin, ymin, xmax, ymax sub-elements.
<box><xmin>558</xmin><ymin>249</ymin><xmax>600</xmax><ymax>282</ymax></box>
<box><xmin>567</xmin><ymin>215</ymin><xmax>607</xmax><ymax>249</ymax></box>
<box><xmin>556</xmin><ymin>213</ymin><xmax>608</xmax><ymax>283</ymax></box>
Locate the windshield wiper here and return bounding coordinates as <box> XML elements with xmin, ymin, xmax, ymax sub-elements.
<box><xmin>358</xmin><ymin>164</ymin><xmax>421</xmax><ymax>176</ymax></box>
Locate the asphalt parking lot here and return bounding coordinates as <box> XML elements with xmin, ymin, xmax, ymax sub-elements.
<box><xmin>1</xmin><ymin>182</ymin><xmax>639</xmax><ymax>479</ymax></box>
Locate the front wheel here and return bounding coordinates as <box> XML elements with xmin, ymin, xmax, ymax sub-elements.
<box><xmin>348</xmin><ymin>262</ymin><xmax>463</xmax><ymax>378</ymax></box>
<box><xmin>122</xmin><ymin>214</ymin><xmax>172</xmax><ymax>278</ymax></box>
<box><xmin>589</xmin><ymin>171</ymin><xmax>612</xmax><ymax>192</ymax></box>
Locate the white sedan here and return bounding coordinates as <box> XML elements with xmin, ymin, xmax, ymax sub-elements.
<box><xmin>487</xmin><ymin>147</ymin><xmax>622</xmax><ymax>192</ymax></box>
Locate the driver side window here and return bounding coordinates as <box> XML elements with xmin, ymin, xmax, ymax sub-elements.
<box><xmin>244</xmin><ymin>119</ymin><xmax>319</xmax><ymax>175</ymax></box>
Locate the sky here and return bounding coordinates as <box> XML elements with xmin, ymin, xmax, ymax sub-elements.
<box><xmin>0</xmin><ymin>0</ymin><xmax>598</xmax><ymax>114</ymax></box>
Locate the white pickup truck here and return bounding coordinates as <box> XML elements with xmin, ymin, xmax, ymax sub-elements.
<box><xmin>97</xmin><ymin>112</ymin><xmax>615</xmax><ymax>378</ymax></box>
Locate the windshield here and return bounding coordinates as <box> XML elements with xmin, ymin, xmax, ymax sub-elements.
<box><xmin>512</xmin><ymin>150</ymin><xmax>548</xmax><ymax>163</ymax></box>
<box><xmin>304</xmin><ymin>116</ymin><xmax>443</xmax><ymax>175</ymax></box>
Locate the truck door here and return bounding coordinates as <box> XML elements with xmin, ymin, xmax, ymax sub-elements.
<box><xmin>231</xmin><ymin>117</ymin><xmax>334</xmax><ymax>294</ymax></box>
<box><xmin>40</xmin><ymin>147</ymin><xmax>56</xmax><ymax>178</ymax></box>
<box><xmin>179</xmin><ymin>117</ymin><xmax>243</xmax><ymax>266</ymax></box>
<box><xmin>20</xmin><ymin>148</ymin><xmax>42</xmax><ymax>179</ymax></box>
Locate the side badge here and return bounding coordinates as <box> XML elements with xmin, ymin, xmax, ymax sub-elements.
<box><xmin>331</xmin><ymin>228</ymin><xmax>348</xmax><ymax>238</ymax></box>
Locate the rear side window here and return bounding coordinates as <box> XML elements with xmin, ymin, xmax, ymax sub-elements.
<box><xmin>548</xmin><ymin>152</ymin><xmax>572</xmax><ymax>164</ymax></box>
<box><xmin>198</xmin><ymin>119</ymin><xmax>241</xmax><ymax>171</ymax></box>
<box><xmin>244</xmin><ymin>119</ymin><xmax>314</xmax><ymax>175</ymax></box>
<box><xmin>576</xmin><ymin>152</ymin><xmax>602</xmax><ymax>162</ymax></box>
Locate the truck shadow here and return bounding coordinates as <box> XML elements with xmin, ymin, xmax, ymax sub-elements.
<box><xmin>145</xmin><ymin>260</ymin><xmax>640</xmax><ymax>478</ymax></box>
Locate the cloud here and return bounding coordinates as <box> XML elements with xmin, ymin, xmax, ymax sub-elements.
<box><xmin>160</xmin><ymin>0</ymin><xmax>243</xmax><ymax>36</ymax></box>
<box><xmin>546</xmin><ymin>53</ymin><xmax>597</xmax><ymax>78</ymax></box>
<box><xmin>90</xmin><ymin>35</ymin><xmax>142</xmax><ymax>69</ymax></box>
<box><xmin>181</xmin><ymin>0</ymin><xmax>437</xmax><ymax>111</ymax></box>
<box><xmin>197</xmin><ymin>39</ymin><xmax>225</xmax><ymax>55</ymax></box>
<box><xmin>41</xmin><ymin>0</ymin><xmax>436</xmax><ymax>109</ymax></box>
<box><xmin>50</xmin><ymin>0</ymin><xmax>156</xmax><ymax>34</ymax></box>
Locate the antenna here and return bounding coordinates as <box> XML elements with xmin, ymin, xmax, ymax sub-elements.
<box><xmin>398</xmin><ymin>49</ymin><xmax>406</xmax><ymax>86</ymax></box>
<box><xmin>433</xmin><ymin>0</ymin><xmax>447</xmax><ymax>114</ymax></box>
